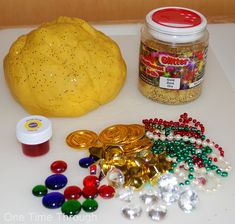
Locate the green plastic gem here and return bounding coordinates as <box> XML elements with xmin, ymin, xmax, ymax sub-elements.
<box><xmin>61</xmin><ymin>200</ymin><xmax>82</xmax><ymax>216</ymax></box>
<box><xmin>32</xmin><ymin>185</ymin><xmax>48</xmax><ymax>197</ymax></box>
<box><xmin>82</xmin><ymin>199</ymin><xmax>98</xmax><ymax>212</ymax></box>
<box><xmin>216</xmin><ymin>169</ymin><xmax>222</xmax><ymax>175</ymax></box>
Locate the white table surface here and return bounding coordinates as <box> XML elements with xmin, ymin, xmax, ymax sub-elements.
<box><xmin>0</xmin><ymin>23</ymin><xmax>235</xmax><ymax>224</ymax></box>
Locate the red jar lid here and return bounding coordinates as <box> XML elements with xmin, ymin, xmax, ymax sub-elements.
<box><xmin>152</xmin><ymin>8</ymin><xmax>201</xmax><ymax>28</ymax></box>
<box><xmin>146</xmin><ymin>7</ymin><xmax>207</xmax><ymax>43</ymax></box>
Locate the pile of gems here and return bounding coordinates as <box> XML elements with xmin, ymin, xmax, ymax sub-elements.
<box><xmin>32</xmin><ymin>160</ymin><xmax>116</xmax><ymax>216</ymax></box>
<box><xmin>33</xmin><ymin>113</ymin><xmax>232</xmax><ymax>220</ymax></box>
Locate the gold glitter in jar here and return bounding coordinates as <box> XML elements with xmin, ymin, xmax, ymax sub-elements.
<box><xmin>139</xmin><ymin>7</ymin><xmax>209</xmax><ymax>104</ymax></box>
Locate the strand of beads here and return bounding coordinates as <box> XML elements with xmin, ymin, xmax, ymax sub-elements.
<box><xmin>143</xmin><ymin>113</ymin><xmax>231</xmax><ymax>191</ymax></box>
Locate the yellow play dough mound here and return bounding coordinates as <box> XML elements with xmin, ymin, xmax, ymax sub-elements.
<box><xmin>4</xmin><ymin>17</ymin><xmax>126</xmax><ymax>117</ymax></box>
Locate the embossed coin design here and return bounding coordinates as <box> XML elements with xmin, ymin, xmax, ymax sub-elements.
<box><xmin>66</xmin><ymin>130</ymin><xmax>98</xmax><ymax>149</ymax></box>
<box><xmin>99</xmin><ymin>124</ymin><xmax>129</xmax><ymax>144</ymax></box>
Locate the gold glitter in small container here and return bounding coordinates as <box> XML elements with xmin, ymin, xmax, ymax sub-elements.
<box><xmin>139</xmin><ymin>7</ymin><xmax>209</xmax><ymax>104</ymax></box>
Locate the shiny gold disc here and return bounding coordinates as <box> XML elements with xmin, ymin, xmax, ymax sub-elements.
<box><xmin>126</xmin><ymin>124</ymin><xmax>146</xmax><ymax>143</ymax></box>
<box><xmin>66</xmin><ymin>130</ymin><xmax>98</xmax><ymax>149</ymax></box>
<box><xmin>123</xmin><ymin>137</ymin><xmax>153</xmax><ymax>155</ymax></box>
<box><xmin>99</xmin><ymin>124</ymin><xmax>128</xmax><ymax>145</ymax></box>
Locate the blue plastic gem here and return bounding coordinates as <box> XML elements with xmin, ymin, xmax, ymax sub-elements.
<box><xmin>45</xmin><ymin>174</ymin><xmax>68</xmax><ymax>190</ymax></box>
<box><xmin>79</xmin><ymin>157</ymin><xmax>95</xmax><ymax>168</ymax></box>
<box><xmin>42</xmin><ymin>192</ymin><xmax>65</xmax><ymax>209</ymax></box>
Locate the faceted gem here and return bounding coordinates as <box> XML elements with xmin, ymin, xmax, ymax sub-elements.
<box><xmin>122</xmin><ymin>203</ymin><xmax>142</xmax><ymax>219</ymax></box>
<box><xmin>98</xmin><ymin>185</ymin><xmax>115</xmax><ymax>199</ymax></box>
<box><xmin>83</xmin><ymin>175</ymin><xmax>100</xmax><ymax>188</ymax></box>
<box><xmin>82</xmin><ymin>199</ymin><xmax>98</xmax><ymax>212</ymax></box>
<box><xmin>106</xmin><ymin>167</ymin><xmax>125</xmax><ymax>188</ymax></box>
<box><xmin>50</xmin><ymin>160</ymin><xmax>67</xmax><ymax>173</ymax></box>
<box><xmin>45</xmin><ymin>174</ymin><xmax>68</xmax><ymax>190</ymax></box>
<box><xmin>117</xmin><ymin>186</ymin><xmax>134</xmax><ymax>202</ymax></box>
<box><xmin>147</xmin><ymin>204</ymin><xmax>167</xmax><ymax>221</ymax></box>
<box><xmin>82</xmin><ymin>186</ymin><xmax>98</xmax><ymax>199</ymax></box>
<box><xmin>32</xmin><ymin>185</ymin><xmax>48</xmax><ymax>197</ymax></box>
<box><xmin>158</xmin><ymin>173</ymin><xmax>180</xmax><ymax>205</ymax></box>
<box><xmin>139</xmin><ymin>186</ymin><xmax>159</xmax><ymax>205</ymax></box>
<box><xmin>42</xmin><ymin>192</ymin><xmax>65</xmax><ymax>209</ymax></box>
<box><xmin>64</xmin><ymin>186</ymin><xmax>82</xmax><ymax>200</ymax></box>
<box><xmin>79</xmin><ymin>157</ymin><xmax>95</xmax><ymax>168</ymax></box>
<box><xmin>178</xmin><ymin>189</ymin><xmax>199</xmax><ymax>213</ymax></box>
<box><xmin>61</xmin><ymin>200</ymin><xmax>82</xmax><ymax>216</ymax></box>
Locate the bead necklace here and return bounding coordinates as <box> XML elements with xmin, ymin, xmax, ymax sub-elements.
<box><xmin>143</xmin><ymin>113</ymin><xmax>231</xmax><ymax>188</ymax></box>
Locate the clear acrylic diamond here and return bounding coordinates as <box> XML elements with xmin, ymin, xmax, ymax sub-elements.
<box><xmin>117</xmin><ymin>186</ymin><xmax>134</xmax><ymax>202</ymax></box>
<box><xmin>158</xmin><ymin>173</ymin><xmax>178</xmax><ymax>189</ymax></box>
<box><xmin>147</xmin><ymin>204</ymin><xmax>167</xmax><ymax>221</ymax></box>
<box><xmin>178</xmin><ymin>188</ymin><xmax>199</xmax><ymax>213</ymax></box>
<box><xmin>158</xmin><ymin>173</ymin><xmax>180</xmax><ymax>204</ymax></box>
<box><xmin>139</xmin><ymin>186</ymin><xmax>159</xmax><ymax>205</ymax></box>
<box><xmin>122</xmin><ymin>203</ymin><xmax>142</xmax><ymax>219</ymax></box>
<box><xmin>106</xmin><ymin>167</ymin><xmax>125</xmax><ymax>188</ymax></box>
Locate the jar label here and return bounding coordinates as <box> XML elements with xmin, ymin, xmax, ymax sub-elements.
<box><xmin>24</xmin><ymin>119</ymin><xmax>42</xmax><ymax>131</ymax></box>
<box><xmin>139</xmin><ymin>42</ymin><xmax>207</xmax><ymax>90</ymax></box>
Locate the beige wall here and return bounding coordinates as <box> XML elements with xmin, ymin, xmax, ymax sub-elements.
<box><xmin>0</xmin><ymin>0</ymin><xmax>235</xmax><ymax>27</ymax></box>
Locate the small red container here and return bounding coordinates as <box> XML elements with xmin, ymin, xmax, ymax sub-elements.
<box><xmin>16</xmin><ymin>115</ymin><xmax>52</xmax><ymax>157</ymax></box>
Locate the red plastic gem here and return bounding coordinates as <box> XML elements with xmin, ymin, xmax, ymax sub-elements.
<box><xmin>82</xmin><ymin>186</ymin><xmax>98</xmax><ymax>199</ymax></box>
<box><xmin>50</xmin><ymin>160</ymin><xmax>67</xmax><ymax>173</ymax></box>
<box><xmin>64</xmin><ymin>186</ymin><xmax>82</xmax><ymax>200</ymax></box>
<box><xmin>83</xmin><ymin>175</ymin><xmax>100</xmax><ymax>187</ymax></box>
<box><xmin>98</xmin><ymin>185</ymin><xmax>115</xmax><ymax>199</ymax></box>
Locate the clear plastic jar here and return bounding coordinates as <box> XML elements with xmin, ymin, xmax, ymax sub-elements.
<box><xmin>139</xmin><ymin>7</ymin><xmax>209</xmax><ymax>104</ymax></box>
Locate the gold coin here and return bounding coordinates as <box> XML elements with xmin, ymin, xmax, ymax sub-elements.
<box><xmin>66</xmin><ymin>130</ymin><xmax>98</xmax><ymax>149</ymax></box>
<box><xmin>123</xmin><ymin>137</ymin><xmax>153</xmax><ymax>155</ymax></box>
<box><xmin>99</xmin><ymin>124</ymin><xmax>128</xmax><ymax>144</ymax></box>
<box><xmin>126</xmin><ymin>124</ymin><xmax>145</xmax><ymax>143</ymax></box>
